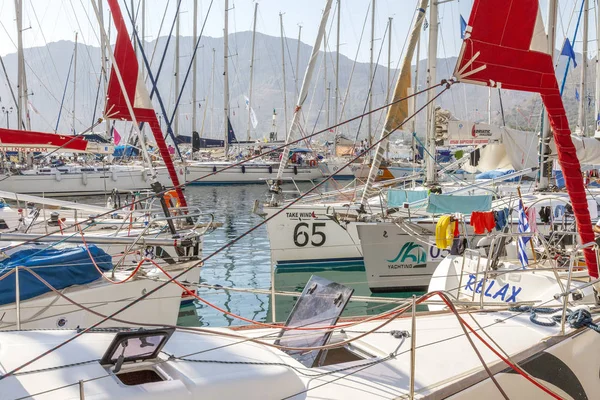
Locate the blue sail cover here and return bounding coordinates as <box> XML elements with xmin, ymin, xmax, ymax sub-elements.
<box><xmin>0</xmin><ymin>245</ymin><xmax>113</xmax><ymax>306</ymax></box>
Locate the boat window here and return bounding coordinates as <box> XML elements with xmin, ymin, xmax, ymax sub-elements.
<box><xmin>39</xmin><ymin>169</ymin><xmax>51</xmax><ymax>173</ymax></box>
<box><xmin>100</xmin><ymin>328</ymin><xmax>175</xmax><ymax>369</ymax></box>
<box><xmin>57</xmin><ymin>168</ymin><xmax>69</xmax><ymax>172</ymax></box>
<box><xmin>80</xmin><ymin>168</ymin><xmax>95</xmax><ymax>172</ymax></box>
<box><xmin>318</xmin><ymin>346</ymin><xmax>364</xmax><ymax>367</ymax></box>
<box><xmin>116</xmin><ymin>369</ymin><xmax>164</xmax><ymax>386</ymax></box>
<box><xmin>275</xmin><ymin>275</ymin><xmax>354</xmax><ymax>368</ymax></box>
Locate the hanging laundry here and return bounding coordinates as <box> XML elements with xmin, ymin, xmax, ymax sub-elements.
<box><xmin>525</xmin><ymin>206</ymin><xmax>537</xmax><ymax>232</ymax></box>
<box><xmin>554</xmin><ymin>204</ymin><xmax>566</xmax><ymax>218</ymax></box>
<box><xmin>539</xmin><ymin>206</ymin><xmax>552</xmax><ymax>223</ymax></box>
<box><xmin>470</xmin><ymin>211</ymin><xmax>495</xmax><ymax>234</ymax></box>
<box><xmin>451</xmin><ymin>237</ymin><xmax>467</xmax><ymax>256</ymax></box>
<box><xmin>494</xmin><ymin>208</ymin><xmax>509</xmax><ymax>231</ymax></box>
<box><xmin>435</xmin><ymin>215</ymin><xmax>455</xmax><ymax>249</ymax></box>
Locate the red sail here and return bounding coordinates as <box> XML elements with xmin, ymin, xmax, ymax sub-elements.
<box><xmin>0</xmin><ymin>128</ymin><xmax>88</xmax><ymax>152</ymax></box>
<box><xmin>455</xmin><ymin>0</ymin><xmax>598</xmax><ymax>277</ymax></box>
<box><xmin>105</xmin><ymin>0</ymin><xmax>187</xmax><ymax>208</ymax></box>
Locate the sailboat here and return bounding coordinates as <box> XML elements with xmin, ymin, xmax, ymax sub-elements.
<box><xmin>0</xmin><ymin>0</ymin><xmax>207</xmax><ymax>330</ymax></box>
<box><xmin>4</xmin><ymin>2</ymin><xmax>600</xmax><ymax>398</ymax></box>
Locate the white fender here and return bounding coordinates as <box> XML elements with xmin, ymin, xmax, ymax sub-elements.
<box><xmin>55</xmin><ymin>170</ymin><xmax>61</xmax><ymax>181</ymax></box>
<box><xmin>82</xmin><ymin>172</ymin><xmax>88</xmax><ymax>186</ymax></box>
<box><xmin>142</xmin><ymin>170</ymin><xmax>148</xmax><ymax>182</ymax></box>
<box><xmin>111</xmin><ymin>170</ymin><xmax>118</xmax><ymax>182</ymax></box>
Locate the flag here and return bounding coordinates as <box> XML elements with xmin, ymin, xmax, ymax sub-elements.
<box><xmin>576</xmin><ymin>88</ymin><xmax>580</xmax><ymax>102</ymax></box>
<box><xmin>423</xmin><ymin>18</ymin><xmax>429</xmax><ymax>30</ymax></box>
<box><xmin>460</xmin><ymin>15</ymin><xmax>467</xmax><ymax>39</ymax></box>
<box><xmin>244</xmin><ymin>96</ymin><xmax>258</xmax><ymax>129</ymax></box>
<box><xmin>517</xmin><ymin>200</ymin><xmax>531</xmax><ymax>268</ymax></box>
<box><xmin>27</xmin><ymin>100</ymin><xmax>40</xmax><ymax>115</ymax></box>
<box><xmin>560</xmin><ymin>38</ymin><xmax>578</xmax><ymax>68</ymax></box>
<box><xmin>113</xmin><ymin>127</ymin><xmax>121</xmax><ymax>145</ymax></box>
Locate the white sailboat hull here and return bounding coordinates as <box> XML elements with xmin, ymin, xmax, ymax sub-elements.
<box><xmin>0</xmin><ymin>274</ymin><xmax>186</xmax><ymax>330</ymax></box>
<box><xmin>0</xmin><ymin>166</ymin><xmax>179</xmax><ymax>196</ymax></box>
<box><xmin>357</xmin><ymin>221</ymin><xmax>445</xmax><ymax>292</ymax></box>
<box><xmin>185</xmin><ymin>162</ymin><xmax>323</xmax><ymax>184</ymax></box>
<box><xmin>264</xmin><ymin>204</ymin><xmax>365</xmax><ymax>270</ymax></box>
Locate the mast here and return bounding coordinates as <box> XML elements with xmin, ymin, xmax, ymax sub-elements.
<box><xmin>335</xmin><ymin>0</ymin><xmax>340</xmax><ymax>126</ymax></box>
<box><xmin>72</xmin><ymin>32</ymin><xmax>78</xmax><ymax>134</ymax></box>
<box><xmin>247</xmin><ymin>1</ymin><xmax>258</xmax><ymax>141</ymax></box>
<box><xmin>15</xmin><ymin>0</ymin><xmax>29</xmax><ymax>130</ymax></box>
<box><xmin>596</xmin><ymin>0</ymin><xmax>600</xmax><ymax>137</ymax></box>
<box><xmin>386</xmin><ymin>17</ymin><xmax>392</xmax><ymax>160</ymax></box>
<box><xmin>273</xmin><ymin>0</ymin><xmax>334</xmax><ymax>191</ymax></box>
<box><xmin>424</xmin><ymin>0</ymin><xmax>438</xmax><ymax>185</ymax></box>
<box><xmin>192</xmin><ymin>0</ymin><xmax>198</xmax><ymax>135</ymax></box>
<box><xmin>368</xmin><ymin>0</ymin><xmax>375</xmax><ymax>145</ymax></box>
<box><xmin>211</xmin><ymin>48</ymin><xmax>216</xmax><ymax>137</ymax></box>
<box><xmin>538</xmin><ymin>0</ymin><xmax>557</xmax><ymax>189</ymax></box>
<box><xmin>280</xmin><ymin>13</ymin><xmax>288</xmax><ymax>135</ymax></box>
<box><xmin>387</xmin><ymin>17</ymin><xmax>393</xmax><ymax>100</ymax></box>
<box><xmin>577</xmin><ymin>0</ymin><xmax>588</xmax><ymax>136</ymax></box>
<box><xmin>360</xmin><ymin>0</ymin><xmax>428</xmax><ymax>206</ymax></box>
<box><xmin>99</xmin><ymin>0</ymin><xmax>111</xmax><ymax>137</ymax></box>
<box><xmin>295</xmin><ymin>25</ymin><xmax>302</xmax><ymax>104</ymax></box>
<box><xmin>411</xmin><ymin>36</ymin><xmax>421</xmax><ymax>162</ymax></box>
<box><xmin>141</xmin><ymin>0</ymin><xmax>146</xmax><ymax>77</ymax></box>
<box><xmin>174</xmin><ymin>7</ymin><xmax>180</xmax><ymax>138</ymax></box>
<box><xmin>224</xmin><ymin>0</ymin><xmax>230</xmax><ymax>155</ymax></box>
<box><xmin>324</xmin><ymin>30</ymin><xmax>329</xmax><ymax>128</ymax></box>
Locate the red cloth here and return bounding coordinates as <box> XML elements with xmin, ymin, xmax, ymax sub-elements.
<box><xmin>453</xmin><ymin>220</ymin><xmax>460</xmax><ymax>238</ymax></box>
<box><xmin>470</xmin><ymin>212</ymin><xmax>495</xmax><ymax>234</ymax></box>
<box><xmin>456</xmin><ymin>0</ymin><xmax>598</xmax><ymax>277</ymax></box>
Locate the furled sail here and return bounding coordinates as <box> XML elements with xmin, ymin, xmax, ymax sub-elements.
<box><xmin>105</xmin><ymin>0</ymin><xmax>187</xmax><ymax>208</ymax></box>
<box><xmin>455</xmin><ymin>0</ymin><xmax>598</xmax><ymax>276</ymax></box>
<box><xmin>360</xmin><ymin>0</ymin><xmax>428</xmax><ymax>206</ymax></box>
<box><xmin>0</xmin><ymin>128</ymin><xmax>88</xmax><ymax>152</ymax></box>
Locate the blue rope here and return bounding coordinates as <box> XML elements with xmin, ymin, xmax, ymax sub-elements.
<box><xmin>510</xmin><ymin>305</ymin><xmax>600</xmax><ymax>332</ymax></box>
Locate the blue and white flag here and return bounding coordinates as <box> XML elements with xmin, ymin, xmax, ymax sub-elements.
<box><xmin>460</xmin><ymin>15</ymin><xmax>467</xmax><ymax>39</ymax></box>
<box><xmin>244</xmin><ymin>96</ymin><xmax>258</xmax><ymax>129</ymax></box>
<box><xmin>560</xmin><ymin>38</ymin><xmax>578</xmax><ymax>68</ymax></box>
<box><xmin>517</xmin><ymin>199</ymin><xmax>531</xmax><ymax>268</ymax></box>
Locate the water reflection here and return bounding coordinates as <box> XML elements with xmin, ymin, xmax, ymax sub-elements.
<box><xmin>178</xmin><ymin>184</ymin><xmax>422</xmax><ymax>327</ymax></box>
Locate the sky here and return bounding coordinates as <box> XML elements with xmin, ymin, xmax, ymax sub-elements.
<box><xmin>0</xmin><ymin>1</ymin><xmax>595</xmax><ymax>64</ymax></box>
<box><xmin>0</xmin><ymin>0</ymin><xmax>478</xmax><ymax>64</ymax></box>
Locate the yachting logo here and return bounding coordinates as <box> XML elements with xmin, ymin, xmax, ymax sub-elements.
<box><xmin>387</xmin><ymin>242</ymin><xmax>426</xmax><ymax>264</ymax></box>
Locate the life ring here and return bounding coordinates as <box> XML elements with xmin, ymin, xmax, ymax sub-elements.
<box><xmin>309</xmin><ymin>159</ymin><xmax>317</xmax><ymax>167</ymax></box>
<box><xmin>163</xmin><ymin>190</ymin><xmax>181</xmax><ymax>208</ymax></box>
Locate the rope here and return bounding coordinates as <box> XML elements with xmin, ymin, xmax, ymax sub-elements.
<box><xmin>510</xmin><ymin>305</ymin><xmax>600</xmax><ymax>333</ymax></box>
<box><xmin>0</xmin><ymin>81</ymin><xmax>445</xmax><ymax>255</ymax></box>
<box><xmin>0</xmin><ymin>82</ymin><xmax>452</xmax><ymax>381</ymax></box>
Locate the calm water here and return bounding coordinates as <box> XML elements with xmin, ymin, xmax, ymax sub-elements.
<box><xmin>177</xmin><ymin>183</ymin><xmax>420</xmax><ymax>327</ymax></box>
<box><xmin>71</xmin><ymin>183</ymin><xmax>417</xmax><ymax>327</ymax></box>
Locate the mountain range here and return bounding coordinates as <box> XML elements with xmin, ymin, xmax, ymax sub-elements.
<box><xmin>0</xmin><ymin>31</ymin><xmax>593</xmax><ymax>144</ymax></box>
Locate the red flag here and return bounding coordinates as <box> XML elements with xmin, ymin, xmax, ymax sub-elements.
<box><xmin>113</xmin><ymin>127</ymin><xmax>121</xmax><ymax>145</ymax></box>
<box><xmin>106</xmin><ymin>0</ymin><xmax>187</xmax><ymax>208</ymax></box>
<box><xmin>455</xmin><ymin>0</ymin><xmax>597</xmax><ymax>277</ymax></box>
